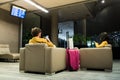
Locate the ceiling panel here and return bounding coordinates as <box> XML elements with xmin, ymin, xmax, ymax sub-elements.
<box><xmin>58</xmin><ymin>3</ymin><xmax>91</xmax><ymax>21</ymax></box>
<box><xmin>0</xmin><ymin>0</ymin><xmax>13</xmax><ymax>3</ymax></box>
<box><xmin>0</xmin><ymin>0</ymin><xmax>97</xmax><ymax>21</ymax></box>
<box><xmin>0</xmin><ymin>3</ymin><xmax>10</xmax><ymax>11</ymax></box>
<box><xmin>11</xmin><ymin>0</ymin><xmax>38</xmax><ymax>11</ymax></box>
<box><xmin>33</xmin><ymin>0</ymin><xmax>86</xmax><ymax>8</ymax></box>
<box><xmin>0</xmin><ymin>0</ymin><xmax>97</xmax><ymax>11</ymax></box>
<box><xmin>0</xmin><ymin>0</ymin><xmax>14</xmax><ymax>11</ymax></box>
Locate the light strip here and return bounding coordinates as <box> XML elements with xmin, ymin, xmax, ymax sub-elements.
<box><xmin>24</xmin><ymin>0</ymin><xmax>49</xmax><ymax>13</ymax></box>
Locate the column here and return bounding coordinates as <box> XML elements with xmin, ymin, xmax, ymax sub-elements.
<box><xmin>20</xmin><ymin>19</ymin><xmax>23</xmax><ymax>48</ymax></box>
<box><xmin>81</xmin><ymin>18</ymin><xmax>86</xmax><ymax>37</ymax></box>
<box><xmin>51</xmin><ymin>11</ymin><xmax>58</xmax><ymax>46</ymax></box>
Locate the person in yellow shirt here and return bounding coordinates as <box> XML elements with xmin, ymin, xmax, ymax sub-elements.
<box><xmin>29</xmin><ymin>27</ymin><xmax>55</xmax><ymax>47</ymax></box>
<box><xmin>95</xmin><ymin>40</ymin><xmax>108</xmax><ymax>48</ymax></box>
<box><xmin>95</xmin><ymin>32</ymin><xmax>109</xmax><ymax>48</ymax></box>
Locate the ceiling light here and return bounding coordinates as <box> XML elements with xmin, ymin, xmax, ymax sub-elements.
<box><xmin>24</xmin><ymin>0</ymin><xmax>49</xmax><ymax>13</ymax></box>
<box><xmin>101</xmin><ymin>0</ymin><xmax>105</xmax><ymax>4</ymax></box>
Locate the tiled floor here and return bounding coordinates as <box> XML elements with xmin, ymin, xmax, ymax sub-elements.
<box><xmin>0</xmin><ymin>60</ymin><xmax>120</xmax><ymax>80</ymax></box>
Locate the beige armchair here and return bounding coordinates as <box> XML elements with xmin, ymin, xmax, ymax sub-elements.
<box><xmin>20</xmin><ymin>43</ymin><xmax>66</xmax><ymax>74</ymax></box>
<box><xmin>79</xmin><ymin>47</ymin><xmax>113</xmax><ymax>71</ymax></box>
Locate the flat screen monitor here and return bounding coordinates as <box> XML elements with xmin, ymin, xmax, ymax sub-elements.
<box><xmin>11</xmin><ymin>5</ymin><xmax>26</xmax><ymax>19</ymax></box>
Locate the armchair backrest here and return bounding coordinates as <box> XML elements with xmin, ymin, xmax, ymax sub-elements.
<box><xmin>25</xmin><ymin>43</ymin><xmax>48</xmax><ymax>72</ymax></box>
<box><xmin>25</xmin><ymin>43</ymin><xmax>48</xmax><ymax>53</ymax></box>
<box><xmin>0</xmin><ymin>44</ymin><xmax>10</xmax><ymax>55</ymax></box>
<box><xmin>104</xmin><ymin>44</ymin><xmax>112</xmax><ymax>48</ymax></box>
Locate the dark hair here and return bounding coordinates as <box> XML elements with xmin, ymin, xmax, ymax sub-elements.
<box><xmin>100</xmin><ymin>32</ymin><xmax>107</xmax><ymax>40</ymax></box>
<box><xmin>99</xmin><ymin>32</ymin><xmax>109</xmax><ymax>43</ymax></box>
<box><xmin>31</xmin><ymin>27</ymin><xmax>42</xmax><ymax>37</ymax></box>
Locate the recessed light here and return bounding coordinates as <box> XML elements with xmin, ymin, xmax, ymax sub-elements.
<box><xmin>101</xmin><ymin>0</ymin><xmax>105</xmax><ymax>4</ymax></box>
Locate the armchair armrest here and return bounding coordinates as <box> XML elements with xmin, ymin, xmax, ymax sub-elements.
<box><xmin>19</xmin><ymin>48</ymin><xmax>25</xmax><ymax>71</ymax></box>
<box><xmin>45</xmin><ymin>47</ymin><xmax>66</xmax><ymax>73</ymax></box>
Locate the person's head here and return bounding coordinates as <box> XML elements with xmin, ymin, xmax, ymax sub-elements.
<box><xmin>99</xmin><ymin>32</ymin><xmax>109</xmax><ymax>42</ymax></box>
<box><xmin>31</xmin><ymin>27</ymin><xmax>42</xmax><ymax>37</ymax></box>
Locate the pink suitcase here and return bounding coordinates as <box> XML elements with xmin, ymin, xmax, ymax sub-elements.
<box><xmin>66</xmin><ymin>48</ymin><xmax>80</xmax><ymax>71</ymax></box>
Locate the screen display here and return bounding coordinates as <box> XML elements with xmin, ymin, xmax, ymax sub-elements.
<box><xmin>11</xmin><ymin>5</ymin><xmax>26</xmax><ymax>19</ymax></box>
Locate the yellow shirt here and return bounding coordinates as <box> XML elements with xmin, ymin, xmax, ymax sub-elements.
<box><xmin>95</xmin><ymin>41</ymin><xmax>108</xmax><ymax>48</ymax></box>
<box><xmin>29</xmin><ymin>37</ymin><xmax>55</xmax><ymax>47</ymax></box>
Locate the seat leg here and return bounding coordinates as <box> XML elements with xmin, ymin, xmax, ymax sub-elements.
<box><xmin>104</xmin><ymin>69</ymin><xmax>112</xmax><ymax>72</ymax></box>
<box><xmin>45</xmin><ymin>72</ymin><xmax>55</xmax><ymax>75</ymax></box>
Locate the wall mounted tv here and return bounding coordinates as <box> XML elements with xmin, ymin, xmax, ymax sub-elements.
<box><xmin>10</xmin><ymin>5</ymin><xmax>26</xmax><ymax>19</ymax></box>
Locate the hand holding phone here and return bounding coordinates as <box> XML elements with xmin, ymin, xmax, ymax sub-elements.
<box><xmin>45</xmin><ymin>35</ymin><xmax>50</xmax><ymax>41</ymax></box>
